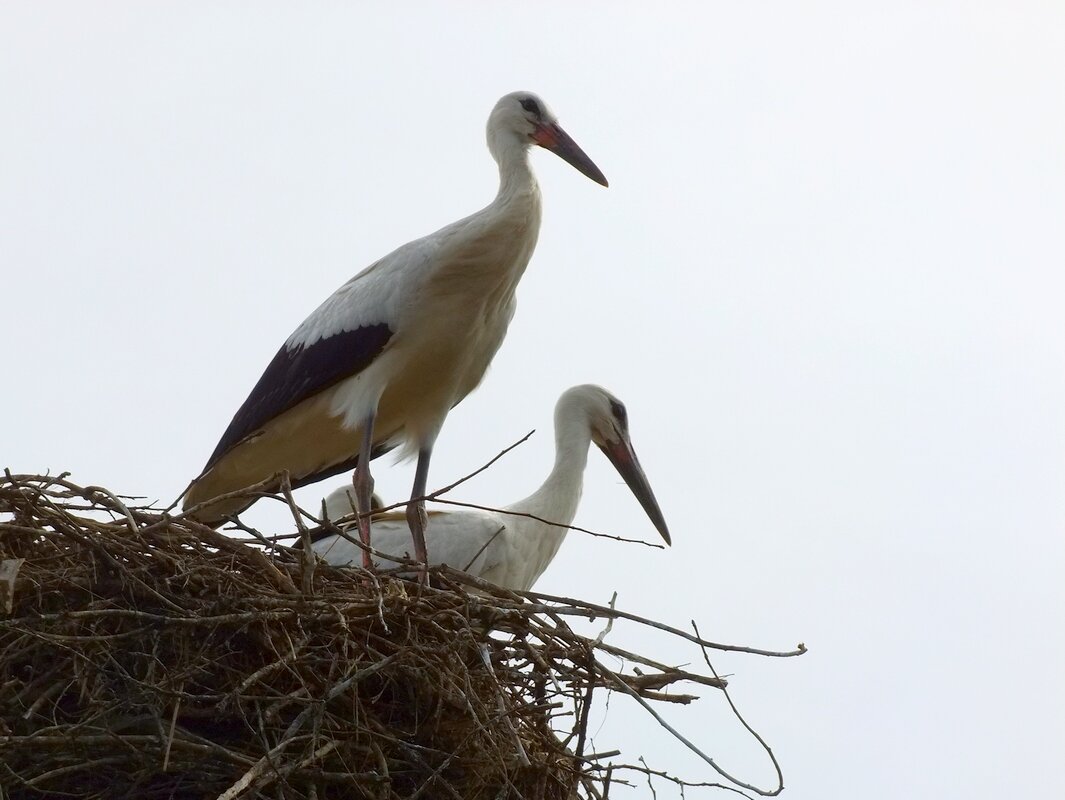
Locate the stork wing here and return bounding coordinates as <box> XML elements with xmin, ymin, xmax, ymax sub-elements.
<box><xmin>201</xmin><ymin>322</ymin><xmax>393</xmax><ymax>471</ymax></box>
<box><xmin>196</xmin><ymin>232</ymin><xmax>444</xmax><ymax>479</ymax></box>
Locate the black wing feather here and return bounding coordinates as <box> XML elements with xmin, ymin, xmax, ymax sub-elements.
<box><xmin>203</xmin><ymin>323</ymin><xmax>393</xmax><ymax>470</ymax></box>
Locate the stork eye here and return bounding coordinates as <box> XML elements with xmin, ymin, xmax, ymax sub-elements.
<box><xmin>609</xmin><ymin>399</ymin><xmax>628</xmax><ymax>429</ymax></box>
<box><xmin>519</xmin><ymin>98</ymin><xmax>541</xmax><ymax>116</ymax></box>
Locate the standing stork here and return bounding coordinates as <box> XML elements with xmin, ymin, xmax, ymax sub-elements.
<box><xmin>313</xmin><ymin>385</ymin><xmax>671</xmax><ymax>591</ymax></box>
<box><xmin>182</xmin><ymin>92</ymin><xmax>607</xmax><ymax>578</ymax></box>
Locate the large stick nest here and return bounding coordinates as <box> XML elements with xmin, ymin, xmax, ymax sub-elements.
<box><xmin>0</xmin><ymin>473</ymin><xmax>802</xmax><ymax>800</ymax></box>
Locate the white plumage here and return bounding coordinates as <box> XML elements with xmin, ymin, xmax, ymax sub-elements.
<box><xmin>183</xmin><ymin>92</ymin><xmax>607</xmax><ymax>578</ymax></box>
<box><xmin>312</xmin><ymin>385</ymin><xmax>671</xmax><ymax>591</ymax></box>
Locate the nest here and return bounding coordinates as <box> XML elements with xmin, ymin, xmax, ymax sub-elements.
<box><xmin>0</xmin><ymin>473</ymin><xmax>803</xmax><ymax>800</ymax></box>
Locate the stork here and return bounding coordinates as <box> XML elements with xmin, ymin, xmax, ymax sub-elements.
<box><xmin>313</xmin><ymin>385</ymin><xmax>671</xmax><ymax>592</ymax></box>
<box><xmin>182</xmin><ymin>92</ymin><xmax>607</xmax><ymax>579</ymax></box>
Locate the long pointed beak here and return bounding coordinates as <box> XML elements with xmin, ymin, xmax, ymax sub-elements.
<box><xmin>532</xmin><ymin>122</ymin><xmax>609</xmax><ymax>187</ymax></box>
<box><xmin>597</xmin><ymin>435</ymin><xmax>671</xmax><ymax>545</ymax></box>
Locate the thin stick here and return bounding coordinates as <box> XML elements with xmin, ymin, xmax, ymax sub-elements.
<box><xmin>162</xmin><ymin>683</ymin><xmax>182</xmax><ymax>771</ymax></box>
<box><xmin>429</xmin><ymin>499</ymin><xmax>665</xmax><ymax>549</ymax></box>
<box><xmin>519</xmin><ymin>589</ymin><xmax>807</xmax><ymax>658</ymax></box>
<box><xmin>693</xmin><ymin>620</ymin><xmax>786</xmax><ymax>795</ymax></box>
<box><xmin>426</xmin><ymin>430</ymin><xmax>535</xmax><ymax>500</ymax></box>
<box><xmin>83</xmin><ymin>485</ymin><xmax>139</xmax><ymax>535</ymax></box>
<box><xmin>279</xmin><ymin>472</ymin><xmax>316</xmax><ymax>596</ymax></box>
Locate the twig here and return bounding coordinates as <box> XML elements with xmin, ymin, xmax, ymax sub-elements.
<box><xmin>594</xmin><ymin>592</ymin><xmax>618</xmax><ymax>646</ymax></box>
<box><xmin>426</xmin><ymin>430</ymin><xmax>536</xmax><ymax>500</ymax></box>
<box><xmin>347</xmin><ymin>431</ymin><xmax>537</xmax><ymax>523</ymax></box>
<box><xmin>463</xmin><ymin>525</ymin><xmax>506</xmax><ymax>572</ymax></box>
<box><xmin>83</xmin><ymin>485</ymin><xmax>140</xmax><ymax>535</ymax></box>
<box><xmin>279</xmin><ymin>472</ymin><xmax>316</xmax><ymax>596</ymax></box>
<box><xmin>573</xmin><ymin>645</ymin><xmax>596</xmax><ymax>767</ymax></box>
<box><xmin>520</xmin><ymin>589</ymin><xmax>807</xmax><ymax>658</ymax></box>
<box><xmin>162</xmin><ymin>682</ymin><xmax>182</xmax><ymax>771</ymax></box>
<box><xmin>429</xmin><ymin>499</ymin><xmax>666</xmax><ymax>549</ymax></box>
<box><xmin>693</xmin><ymin>620</ymin><xmax>786</xmax><ymax>795</ymax></box>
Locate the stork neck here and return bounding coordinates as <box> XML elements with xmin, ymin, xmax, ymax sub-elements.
<box><xmin>491</xmin><ymin>137</ymin><xmax>539</xmax><ymax>201</ymax></box>
<box><xmin>501</xmin><ymin>405</ymin><xmax>593</xmax><ymax>591</ymax></box>
<box><xmin>517</xmin><ymin>412</ymin><xmax>591</xmax><ymax>530</ymax></box>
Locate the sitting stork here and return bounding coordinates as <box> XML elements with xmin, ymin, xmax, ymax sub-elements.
<box><xmin>313</xmin><ymin>385</ymin><xmax>671</xmax><ymax>591</ymax></box>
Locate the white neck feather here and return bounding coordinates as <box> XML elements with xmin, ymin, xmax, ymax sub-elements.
<box><xmin>488</xmin><ymin>129</ymin><xmax>538</xmax><ymax>201</ymax></box>
<box><xmin>507</xmin><ymin>407</ymin><xmax>591</xmax><ymax>540</ymax></box>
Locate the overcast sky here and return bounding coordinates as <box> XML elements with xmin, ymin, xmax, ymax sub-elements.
<box><xmin>3</xmin><ymin>3</ymin><xmax>1063</xmax><ymax>798</ymax></box>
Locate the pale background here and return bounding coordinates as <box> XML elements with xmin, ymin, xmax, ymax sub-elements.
<box><xmin>3</xmin><ymin>2</ymin><xmax>1063</xmax><ymax>797</ymax></box>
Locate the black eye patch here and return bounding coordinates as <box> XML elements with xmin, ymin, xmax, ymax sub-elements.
<box><xmin>609</xmin><ymin>399</ymin><xmax>628</xmax><ymax>429</ymax></box>
<box><xmin>519</xmin><ymin>97</ymin><xmax>541</xmax><ymax>117</ymax></box>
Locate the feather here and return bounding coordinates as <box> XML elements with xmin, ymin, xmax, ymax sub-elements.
<box><xmin>201</xmin><ymin>323</ymin><xmax>393</xmax><ymax>472</ymax></box>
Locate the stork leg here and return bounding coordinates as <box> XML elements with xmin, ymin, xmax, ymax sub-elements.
<box><xmin>352</xmin><ymin>414</ymin><xmax>377</xmax><ymax>571</ymax></box>
<box><xmin>406</xmin><ymin>446</ymin><xmax>432</xmax><ymax>584</ymax></box>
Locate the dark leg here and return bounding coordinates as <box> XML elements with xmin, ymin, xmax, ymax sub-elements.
<box><xmin>352</xmin><ymin>413</ymin><xmax>377</xmax><ymax>571</ymax></box>
<box><xmin>406</xmin><ymin>446</ymin><xmax>432</xmax><ymax>584</ymax></box>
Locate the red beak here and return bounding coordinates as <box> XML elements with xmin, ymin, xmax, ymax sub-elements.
<box><xmin>532</xmin><ymin>122</ymin><xmax>609</xmax><ymax>187</ymax></box>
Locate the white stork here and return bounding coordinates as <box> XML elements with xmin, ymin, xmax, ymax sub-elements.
<box><xmin>312</xmin><ymin>385</ymin><xmax>671</xmax><ymax>592</ymax></box>
<box><xmin>183</xmin><ymin>92</ymin><xmax>607</xmax><ymax>578</ymax></box>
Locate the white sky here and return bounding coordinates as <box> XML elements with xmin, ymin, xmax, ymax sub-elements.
<box><xmin>3</xmin><ymin>2</ymin><xmax>1064</xmax><ymax>798</ymax></box>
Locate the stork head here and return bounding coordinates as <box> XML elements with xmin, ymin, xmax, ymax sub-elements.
<box><xmin>320</xmin><ymin>486</ymin><xmax>385</xmax><ymax>525</ymax></box>
<box><xmin>488</xmin><ymin>92</ymin><xmax>608</xmax><ymax>186</ymax></box>
<box><xmin>557</xmin><ymin>385</ymin><xmax>671</xmax><ymax>545</ymax></box>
